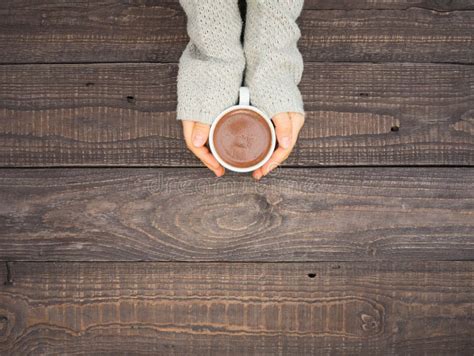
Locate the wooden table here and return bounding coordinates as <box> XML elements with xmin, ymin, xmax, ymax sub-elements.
<box><xmin>0</xmin><ymin>0</ymin><xmax>473</xmax><ymax>354</ymax></box>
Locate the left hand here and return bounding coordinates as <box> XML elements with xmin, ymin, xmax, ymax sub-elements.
<box><xmin>253</xmin><ymin>112</ymin><xmax>305</xmax><ymax>180</ymax></box>
<box><xmin>182</xmin><ymin>120</ymin><xmax>225</xmax><ymax>177</ymax></box>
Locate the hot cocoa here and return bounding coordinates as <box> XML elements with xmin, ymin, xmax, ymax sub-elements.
<box><xmin>212</xmin><ymin>108</ymin><xmax>272</xmax><ymax>169</ymax></box>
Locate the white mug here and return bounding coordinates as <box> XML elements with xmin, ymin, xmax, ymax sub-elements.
<box><xmin>209</xmin><ymin>87</ymin><xmax>276</xmax><ymax>173</ymax></box>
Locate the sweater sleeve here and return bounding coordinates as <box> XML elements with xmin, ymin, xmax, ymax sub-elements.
<box><xmin>243</xmin><ymin>0</ymin><xmax>305</xmax><ymax>120</ymax></box>
<box><xmin>176</xmin><ymin>0</ymin><xmax>246</xmax><ymax>125</ymax></box>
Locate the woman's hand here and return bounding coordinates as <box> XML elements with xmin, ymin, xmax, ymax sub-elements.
<box><xmin>182</xmin><ymin>120</ymin><xmax>225</xmax><ymax>177</ymax></box>
<box><xmin>253</xmin><ymin>112</ymin><xmax>305</xmax><ymax>180</ymax></box>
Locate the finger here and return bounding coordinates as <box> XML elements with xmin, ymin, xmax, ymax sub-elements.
<box><xmin>200</xmin><ymin>156</ymin><xmax>224</xmax><ymax>177</ymax></box>
<box><xmin>182</xmin><ymin>120</ymin><xmax>198</xmax><ymax>152</ymax></box>
<box><xmin>288</xmin><ymin>113</ymin><xmax>304</xmax><ymax>152</ymax></box>
<box><xmin>253</xmin><ymin>167</ymin><xmax>263</xmax><ymax>180</ymax></box>
<box><xmin>182</xmin><ymin>120</ymin><xmax>195</xmax><ymax>140</ymax></box>
<box><xmin>260</xmin><ymin>147</ymin><xmax>291</xmax><ymax>177</ymax></box>
<box><xmin>254</xmin><ymin>113</ymin><xmax>305</xmax><ymax>180</ymax></box>
<box><xmin>214</xmin><ymin>165</ymin><xmax>225</xmax><ymax>177</ymax></box>
<box><xmin>192</xmin><ymin>122</ymin><xmax>210</xmax><ymax>147</ymax></box>
<box><xmin>182</xmin><ymin>121</ymin><xmax>224</xmax><ymax>177</ymax></box>
<box><xmin>193</xmin><ymin>146</ymin><xmax>225</xmax><ymax>177</ymax></box>
<box><xmin>272</xmin><ymin>112</ymin><xmax>292</xmax><ymax>149</ymax></box>
<box><xmin>289</xmin><ymin>112</ymin><xmax>305</xmax><ymax>132</ymax></box>
<box><xmin>193</xmin><ymin>146</ymin><xmax>222</xmax><ymax>171</ymax></box>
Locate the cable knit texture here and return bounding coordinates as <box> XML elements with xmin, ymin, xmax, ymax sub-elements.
<box><xmin>177</xmin><ymin>0</ymin><xmax>245</xmax><ymax>125</ymax></box>
<box><xmin>177</xmin><ymin>0</ymin><xmax>305</xmax><ymax>125</ymax></box>
<box><xmin>244</xmin><ymin>0</ymin><xmax>305</xmax><ymax>120</ymax></box>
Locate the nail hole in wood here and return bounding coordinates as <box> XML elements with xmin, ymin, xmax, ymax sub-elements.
<box><xmin>85</xmin><ymin>82</ymin><xmax>95</xmax><ymax>87</ymax></box>
<box><xmin>127</xmin><ymin>96</ymin><xmax>136</xmax><ymax>104</ymax></box>
<box><xmin>307</xmin><ymin>273</ymin><xmax>316</xmax><ymax>278</ymax></box>
<box><xmin>359</xmin><ymin>93</ymin><xmax>369</xmax><ymax>97</ymax></box>
<box><xmin>391</xmin><ymin>125</ymin><xmax>399</xmax><ymax>132</ymax></box>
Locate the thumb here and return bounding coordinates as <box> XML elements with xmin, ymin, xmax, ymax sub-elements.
<box><xmin>272</xmin><ymin>112</ymin><xmax>292</xmax><ymax>149</ymax></box>
<box><xmin>192</xmin><ymin>122</ymin><xmax>210</xmax><ymax>147</ymax></box>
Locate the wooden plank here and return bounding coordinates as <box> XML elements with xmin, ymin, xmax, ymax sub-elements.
<box><xmin>0</xmin><ymin>261</ymin><xmax>472</xmax><ymax>354</ymax></box>
<box><xmin>298</xmin><ymin>8</ymin><xmax>474</xmax><ymax>63</ymax></box>
<box><xmin>304</xmin><ymin>0</ymin><xmax>474</xmax><ymax>10</ymax></box>
<box><xmin>0</xmin><ymin>167</ymin><xmax>472</xmax><ymax>262</ymax></box>
<box><xmin>0</xmin><ymin>0</ymin><xmax>186</xmax><ymax>64</ymax></box>
<box><xmin>0</xmin><ymin>63</ymin><xmax>472</xmax><ymax>167</ymax></box>
<box><xmin>0</xmin><ymin>1</ymin><xmax>472</xmax><ymax>64</ymax></box>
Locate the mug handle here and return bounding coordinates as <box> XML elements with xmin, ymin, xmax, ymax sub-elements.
<box><xmin>239</xmin><ymin>86</ymin><xmax>250</xmax><ymax>106</ymax></box>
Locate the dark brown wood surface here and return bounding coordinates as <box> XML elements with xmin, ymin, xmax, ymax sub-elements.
<box><xmin>1</xmin><ymin>63</ymin><xmax>472</xmax><ymax>167</ymax></box>
<box><xmin>298</xmin><ymin>8</ymin><xmax>474</xmax><ymax>63</ymax></box>
<box><xmin>1</xmin><ymin>1</ymin><xmax>473</xmax><ymax>354</ymax></box>
<box><xmin>305</xmin><ymin>0</ymin><xmax>474</xmax><ymax>10</ymax></box>
<box><xmin>0</xmin><ymin>261</ymin><xmax>472</xmax><ymax>355</ymax></box>
<box><xmin>1</xmin><ymin>167</ymin><xmax>472</xmax><ymax>261</ymax></box>
<box><xmin>0</xmin><ymin>1</ymin><xmax>472</xmax><ymax>64</ymax></box>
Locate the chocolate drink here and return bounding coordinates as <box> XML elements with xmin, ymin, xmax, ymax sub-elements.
<box><xmin>213</xmin><ymin>109</ymin><xmax>272</xmax><ymax>168</ymax></box>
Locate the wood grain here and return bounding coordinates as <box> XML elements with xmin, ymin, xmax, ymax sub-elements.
<box><xmin>0</xmin><ymin>167</ymin><xmax>472</xmax><ymax>261</ymax></box>
<box><xmin>304</xmin><ymin>0</ymin><xmax>474</xmax><ymax>10</ymax></box>
<box><xmin>0</xmin><ymin>261</ymin><xmax>472</xmax><ymax>355</ymax></box>
<box><xmin>0</xmin><ymin>1</ymin><xmax>472</xmax><ymax>63</ymax></box>
<box><xmin>298</xmin><ymin>8</ymin><xmax>474</xmax><ymax>63</ymax></box>
<box><xmin>1</xmin><ymin>2</ymin><xmax>472</xmax><ymax>355</ymax></box>
<box><xmin>0</xmin><ymin>63</ymin><xmax>472</xmax><ymax>167</ymax></box>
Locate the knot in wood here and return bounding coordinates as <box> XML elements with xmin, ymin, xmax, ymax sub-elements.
<box><xmin>0</xmin><ymin>316</ymin><xmax>8</xmax><ymax>336</ymax></box>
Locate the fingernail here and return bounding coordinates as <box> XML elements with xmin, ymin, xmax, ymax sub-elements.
<box><xmin>254</xmin><ymin>171</ymin><xmax>262</xmax><ymax>180</ymax></box>
<box><xmin>193</xmin><ymin>134</ymin><xmax>205</xmax><ymax>147</ymax></box>
<box><xmin>281</xmin><ymin>136</ymin><xmax>291</xmax><ymax>149</ymax></box>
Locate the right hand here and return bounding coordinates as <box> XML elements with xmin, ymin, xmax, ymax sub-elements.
<box><xmin>252</xmin><ymin>112</ymin><xmax>305</xmax><ymax>180</ymax></box>
<box><xmin>182</xmin><ymin>120</ymin><xmax>225</xmax><ymax>177</ymax></box>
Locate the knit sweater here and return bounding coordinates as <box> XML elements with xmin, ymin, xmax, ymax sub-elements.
<box><xmin>176</xmin><ymin>0</ymin><xmax>305</xmax><ymax>125</ymax></box>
